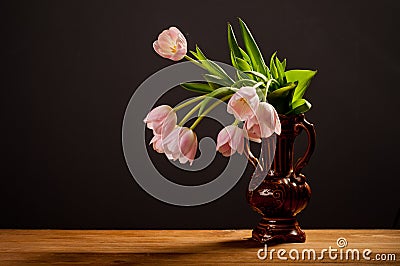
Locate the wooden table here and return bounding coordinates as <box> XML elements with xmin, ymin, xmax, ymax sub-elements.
<box><xmin>0</xmin><ymin>230</ymin><xmax>399</xmax><ymax>265</ymax></box>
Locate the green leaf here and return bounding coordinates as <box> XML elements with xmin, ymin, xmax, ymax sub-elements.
<box><xmin>274</xmin><ymin>56</ymin><xmax>286</xmax><ymax>84</ymax></box>
<box><xmin>285</xmin><ymin>69</ymin><xmax>317</xmax><ymax>103</ymax></box>
<box><xmin>230</xmin><ymin>54</ymin><xmax>251</xmax><ymax>80</ymax></box>
<box><xmin>281</xmin><ymin>58</ymin><xmax>287</xmax><ymax>70</ymax></box>
<box><xmin>239</xmin><ymin>47</ymin><xmax>251</xmax><ymax>63</ymax></box>
<box><xmin>232</xmin><ymin>79</ymin><xmax>258</xmax><ymax>88</ymax></box>
<box><xmin>235</xmin><ymin>57</ymin><xmax>252</xmax><ymax>71</ymax></box>
<box><xmin>208</xmin><ymin>82</ymin><xmax>221</xmax><ymax>90</ymax></box>
<box><xmin>180</xmin><ymin>82</ymin><xmax>214</xmax><ymax>93</ymax></box>
<box><xmin>286</xmin><ymin>99</ymin><xmax>312</xmax><ymax>114</ymax></box>
<box><xmin>269</xmin><ymin>52</ymin><xmax>279</xmax><ymax>81</ymax></box>
<box><xmin>267</xmin><ymin>82</ymin><xmax>297</xmax><ymax>102</ymax></box>
<box><xmin>190</xmin><ymin>46</ymin><xmax>234</xmax><ymax>85</ymax></box>
<box><xmin>256</xmin><ymin>88</ymin><xmax>265</xmax><ymax>101</ymax></box>
<box><xmin>230</xmin><ymin>51</ymin><xmax>239</xmax><ymax>69</ymax></box>
<box><xmin>243</xmin><ymin>70</ymin><xmax>267</xmax><ymax>82</ymax></box>
<box><xmin>198</xmin><ymin>87</ymin><xmax>234</xmax><ymax>115</ymax></box>
<box><xmin>236</xmin><ymin>70</ymin><xmax>250</xmax><ymax>80</ymax></box>
<box><xmin>238</xmin><ymin>18</ymin><xmax>267</xmax><ymax>75</ymax></box>
<box><xmin>227</xmin><ymin>23</ymin><xmax>241</xmax><ymax>59</ymax></box>
<box><xmin>203</xmin><ymin>74</ymin><xmax>234</xmax><ymax>87</ymax></box>
<box><xmin>267</xmin><ymin>82</ymin><xmax>297</xmax><ymax>114</ymax></box>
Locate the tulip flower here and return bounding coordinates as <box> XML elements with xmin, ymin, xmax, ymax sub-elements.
<box><xmin>153</xmin><ymin>27</ymin><xmax>187</xmax><ymax>61</ymax></box>
<box><xmin>216</xmin><ymin>125</ymin><xmax>245</xmax><ymax>157</ymax></box>
<box><xmin>178</xmin><ymin>127</ymin><xmax>198</xmax><ymax>164</ymax></box>
<box><xmin>227</xmin><ymin>86</ymin><xmax>259</xmax><ymax>121</ymax></box>
<box><xmin>245</xmin><ymin>102</ymin><xmax>281</xmax><ymax>142</ymax></box>
<box><xmin>144</xmin><ymin>105</ymin><xmax>177</xmax><ymax>136</ymax></box>
<box><xmin>162</xmin><ymin>127</ymin><xmax>198</xmax><ymax>165</ymax></box>
<box><xmin>149</xmin><ymin>134</ymin><xmax>164</xmax><ymax>153</ymax></box>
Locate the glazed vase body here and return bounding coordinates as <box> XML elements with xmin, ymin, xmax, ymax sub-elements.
<box><xmin>247</xmin><ymin>114</ymin><xmax>316</xmax><ymax>244</ymax></box>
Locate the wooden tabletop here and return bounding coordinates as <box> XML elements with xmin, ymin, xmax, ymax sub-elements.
<box><xmin>0</xmin><ymin>230</ymin><xmax>399</xmax><ymax>265</ymax></box>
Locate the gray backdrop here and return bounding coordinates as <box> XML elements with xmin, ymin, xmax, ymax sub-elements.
<box><xmin>1</xmin><ymin>0</ymin><xmax>399</xmax><ymax>229</ymax></box>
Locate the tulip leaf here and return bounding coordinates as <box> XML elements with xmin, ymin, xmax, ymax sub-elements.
<box><xmin>230</xmin><ymin>51</ymin><xmax>238</xmax><ymax>69</ymax></box>
<box><xmin>281</xmin><ymin>58</ymin><xmax>287</xmax><ymax>70</ymax></box>
<box><xmin>243</xmin><ymin>70</ymin><xmax>267</xmax><ymax>82</ymax></box>
<box><xmin>227</xmin><ymin>23</ymin><xmax>241</xmax><ymax>59</ymax></box>
<box><xmin>285</xmin><ymin>69</ymin><xmax>317</xmax><ymax>103</ymax></box>
<box><xmin>267</xmin><ymin>82</ymin><xmax>297</xmax><ymax>102</ymax></box>
<box><xmin>275</xmin><ymin>55</ymin><xmax>286</xmax><ymax>84</ymax></box>
<box><xmin>267</xmin><ymin>82</ymin><xmax>297</xmax><ymax>113</ymax></box>
<box><xmin>190</xmin><ymin>46</ymin><xmax>234</xmax><ymax>85</ymax></box>
<box><xmin>269</xmin><ymin>52</ymin><xmax>279</xmax><ymax>81</ymax></box>
<box><xmin>236</xmin><ymin>70</ymin><xmax>249</xmax><ymax>80</ymax></box>
<box><xmin>204</xmin><ymin>74</ymin><xmax>233</xmax><ymax>87</ymax></box>
<box><xmin>232</xmin><ymin>79</ymin><xmax>258</xmax><ymax>88</ymax></box>
<box><xmin>256</xmin><ymin>88</ymin><xmax>265</xmax><ymax>102</ymax></box>
<box><xmin>208</xmin><ymin>81</ymin><xmax>222</xmax><ymax>90</ymax></box>
<box><xmin>198</xmin><ymin>87</ymin><xmax>234</xmax><ymax>115</ymax></box>
<box><xmin>180</xmin><ymin>82</ymin><xmax>214</xmax><ymax>93</ymax></box>
<box><xmin>238</xmin><ymin>18</ymin><xmax>267</xmax><ymax>75</ymax></box>
<box><xmin>230</xmin><ymin>54</ymin><xmax>252</xmax><ymax>79</ymax></box>
<box><xmin>235</xmin><ymin>57</ymin><xmax>252</xmax><ymax>71</ymax></box>
<box><xmin>239</xmin><ymin>47</ymin><xmax>252</xmax><ymax>64</ymax></box>
<box><xmin>286</xmin><ymin>99</ymin><xmax>312</xmax><ymax>114</ymax></box>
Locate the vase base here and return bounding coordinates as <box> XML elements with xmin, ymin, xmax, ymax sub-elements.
<box><xmin>252</xmin><ymin>217</ymin><xmax>306</xmax><ymax>244</ymax></box>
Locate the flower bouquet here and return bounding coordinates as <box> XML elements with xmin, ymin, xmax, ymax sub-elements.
<box><xmin>145</xmin><ymin>18</ymin><xmax>316</xmax><ymax>166</ymax></box>
<box><xmin>144</xmin><ymin>18</ymin><xmax>317</xmax><ymax>244</ymax></box>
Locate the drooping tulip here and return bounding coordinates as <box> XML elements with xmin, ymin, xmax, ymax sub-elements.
<box><xmin>153</xmin><ymin>27</ymin><xmax>187</xmax><ymax>61</ymax></box>
<box><xmin>216</xmin><ymin>125</ymin><xmax>245</xmax><ymax>157</ymax></box>
<box><xmin>162</xmin><ymin>127</ymin><xmax>198</xmax><ymax>165</ymax></box>
<box><xmin>178</xmin><ymin>127</ymin><xmax>198</xmax><ymax>164</ymax></box>
<box><xmin>144</xmin><ymin>105</ymin><xmax>177</xmax><ymax>137</ymax></box>
<box><xmin>149</xmin><ymin>134</ymin><xmax>164</xmax><ymax>153</ymax></box>
<box><xmin>245</xmin><ymin>102</ymin><xmax>281</xmax><ymax>142</ymax></box>
<box><xmin>227</xmin><ymin>86</ymin><xmax>259</xmax><ymax>121</ymax></box>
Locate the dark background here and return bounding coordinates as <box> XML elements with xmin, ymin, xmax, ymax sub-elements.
<box><xmin>1</xmin><ymin>0</ymin><xmax>399</xmax><ymax>229</ymax></box>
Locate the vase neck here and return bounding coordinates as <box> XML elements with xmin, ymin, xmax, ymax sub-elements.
<box><xmin>271</xmin><ymin>115</ymin><xmax>304</xmax><ymax>176</ymax></box>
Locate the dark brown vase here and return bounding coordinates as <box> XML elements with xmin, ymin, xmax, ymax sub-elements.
<box><xmin>247</xmin><ymin>114</ymin><xmax>316</xmax><ymax>244</ymax></box>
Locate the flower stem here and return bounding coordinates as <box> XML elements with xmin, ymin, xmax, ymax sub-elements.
<box><xmin>173</xmin><ymin>95</ymin><xmax>207</xmax><ymax>112</ymax></box>
<box><xmin>244</xmin><ymin>141</ymin><xmax>262</xmax><ymax>170</ymax></box>
<box><xmin>184</xmin><ymin>55</ymin><xmax>204</xmax><ymax>69</ymax></box>
<box><xmin>190</xmin><ymin>94</ymin><xmax>233</xmax><ymax>130</ymax></box>
<box><xmin>262</xmin><ymin>78</ymin><xmax>278</xmax><ymax>102</ymax></box>
<box><xmin>178</xmin><ymin>100</ymin><xmax>203</xmax><ymax>126</ymax></box>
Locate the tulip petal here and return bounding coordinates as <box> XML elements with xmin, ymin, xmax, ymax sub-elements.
<box><xmin>227</xmin><ymin>86</ymin><xmax>259</xmax><ymax>121</ymax></box>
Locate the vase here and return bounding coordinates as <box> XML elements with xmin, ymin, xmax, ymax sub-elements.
<box><xmin>246</xmin><ymin>114</ymin><xmax>316</xmax><ymax>244</ymax></box>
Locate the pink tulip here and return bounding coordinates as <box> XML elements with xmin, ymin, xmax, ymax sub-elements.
<box><xmin>245</xmin><ymin>102</ymin><xmax>281</xmax><ymax>142</ymax></box>
<box><xmin>216</xmin><ymin>125</ymin><xmax>244</xmax><ymax>157</ymax></box>
<box><xmin>144</xmin><ymin>105</ymin><xmax>177</xmax><ymax>136</ymax></box>
<box><xmin>153</xmin><ymin>27</ymin><xmax>187</xmax><ymax>61</ymax></box>
<box><xmin>227</xmin><ymin>86</ymin><xmax>259</xmax><ymax>121</ymax></box>
<box><xmin>149</xmin><ymin>134</ymin><xmax>164</xmax><ymax>153</ymax></box>
<box><xmin>178</xmin><ymin>127</ymin><xmax>198</xmax><ymax>164</ymax></box>
<box><xmin>162</xmin><ymin>127</ymin><xmax>198</xmax><ymax>165</ymax></box>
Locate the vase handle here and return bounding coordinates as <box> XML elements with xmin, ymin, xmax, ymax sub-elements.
<box><xmin>294</xmin><ymin>118</ymin><xmax>316</xmax><ymax>175</ymax></box>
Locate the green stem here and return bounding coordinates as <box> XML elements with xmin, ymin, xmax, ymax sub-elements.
<box><xmin>190</xmin><ymin>94</ymin><xmax>233</xmax><ymax>130</ymax></box>
<box><xmin>173</xmin><ymin>95</ymin><xmax>207</xmax><ymax>112</ymax></box>
<box><xmin>263</xmin><ymin>78</ymin><xmax>278</xmax><ymax>102</ymax></box>
<box><xmin>178</xmin><ymin>101</ymin><xmax>203</xmax><ymax>126</ymax></box>
<box><xmin>184</xmin><ymin>55</ymin><xmax>204</xmax><ymax>69</ymax></box>
<box><xmin>232</xmin><ymin>119</ymin><xmax>240</xmax><ymax>126</ymax></box>
<box><xmin>262</xmin><ymin>88</ymin><xmax>267</xmax><ymax>102</ymax></box>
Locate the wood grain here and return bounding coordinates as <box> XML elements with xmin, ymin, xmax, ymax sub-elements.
<box><xmin>0</xmin><ymin>230</ymin><xmax>398</xmax><ymax>265</ymax></box>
